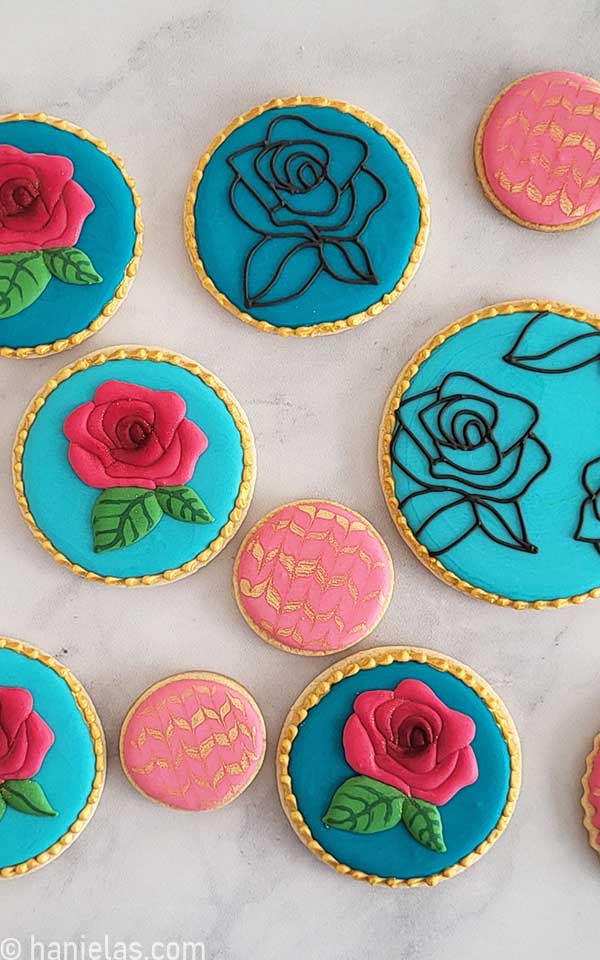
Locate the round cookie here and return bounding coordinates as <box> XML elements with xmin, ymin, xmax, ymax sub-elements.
<box><xmin>277</xmin><ymin>645</ymin><xmax>520</xmax><ymax>887</ymax></box>
<box><xmin>185</xmin><ymin>96</ymin><xmax>429</xmax><ymax>336</ymax></box>
<box><xmin>0</xmin><ymin>637</ymin><xmax>105</xmax><ymax>878</ymax></box>
<box><xmin>475</xmin><ymin>71</ymin><xmax>600</xmax><ymax>231</ymax></box>
<box><xmin>13</xmin><ymin>345</ymin><xmax>255</xmax><ymax>586</ymax></box>
<box><xmin>380</xmin><ymin>300</ymin><xmax>600</xmax><ymax>609</ymax></box>
<box><xmin>582</xmin><ymin>732</ymin><xmax>600</xmax><ymax>855</ymax></box>
<box><xmin>0</xmin><ymin>113</ymin><xmax>142</xmax><ymax>357</ymax></box>
<box><xmin>120</xmin><ymin>672</ymin><xmax>266</xmax><ymax>811</ymax></box>
<box><xmin>233</xmin><ymin>500</ymin><xmax>394</xmax><ymax>655</ymax></box>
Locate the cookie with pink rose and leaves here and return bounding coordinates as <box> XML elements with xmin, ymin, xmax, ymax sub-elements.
<box><xmin>0</xmin><ymin>113</ymin><xmax>141</xmax><ymax>358</ymax></box>
<box><xmin>0</xmin><ymin>638</ymin><xmax>105</xmax><ymax>879</ymax></box>
<box><xmin>277</xmin><ymin>646</ymin><xmax>521</xmax><ymax>886</ymax></box>
<box><xmin>14</xmin><ymin>345</ymin><xmax>256</xmax><ymax>585</ymax></box>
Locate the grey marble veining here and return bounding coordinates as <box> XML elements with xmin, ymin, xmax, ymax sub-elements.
<box><xmin>0</xmin><ymin>0</ymin><xmax>599</xmax><ymax>957</ymax></box>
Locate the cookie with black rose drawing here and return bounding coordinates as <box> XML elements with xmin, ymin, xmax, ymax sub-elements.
<box><xmin>185</xmin><ymin>97</ymin><xmax>429</xmax><ymax>336</ymax></box>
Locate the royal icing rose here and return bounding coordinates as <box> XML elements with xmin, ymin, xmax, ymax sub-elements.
<box><xmin>64</xmin><ymin>380</ymin><xmax>208</xmax><ymax>491</ymax></box>
<box><xmin>0</xmin><ymin>687</ymin><xmax>54</xmax><ymax>783</ymax></box>
<box><xmin>64</xmin><ymin>381</ymin><xmax>215</xmax><ymax>554</ymax></box>
<box><xmin>342</xmin><ymin>679</ymin><xmax>478</xmax><ymax>806</ymax></box>
<box><xmin>0</xmin><ymin>145</ymin><xmax>94</xmax><ymax>255</ymax></box>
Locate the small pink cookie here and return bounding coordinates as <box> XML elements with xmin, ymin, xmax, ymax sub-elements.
<box><xmin>475</xmin><ymin>70</ymin><xmax>600</xmax><ymax>230</ymax></box>
<box><xmin>233</xmin><ymin>500</ymin><xmax>394</xmax><ymax>656</ymax></box>
<box><xmin>582</xmin><ymin>732</ymin><xmax>600</xmax><ymax>853</ymax></box>
<box><xmin>120</xmin><ymin>673</ymin><xmax>266</xmax><ymax>811</ymax></box>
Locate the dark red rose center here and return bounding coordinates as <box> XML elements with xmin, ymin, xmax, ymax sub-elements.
<box><xmin>0</xmin><ymin>177</ymin><xmax>40</xmax><ymax>217</ymax></box>
<box><xmin>396</xmin><ymin>716</ymin><xmax>436</xmax><ymax>752</ymax></box>
<box><xmin>116</xmin><ymin>415</ymin><xmax>153</xmax><ymax>449</ymax></box>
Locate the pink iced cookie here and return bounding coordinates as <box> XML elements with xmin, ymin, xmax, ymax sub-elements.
<box><xmin>120</xmin><ymin>673</ymin><xmax>266</xmax><ymax>811</ymax></box>
<box><xmin>582</xmin><ymin>732</ymin><xmax>600</xmax><ymax>853</ymax></box>
<box><xmin>234</xmin><ymin>500</ymin><xmax>394</xmax><ymax>655</ymax></box>
<box><xmin>476</xmin><ymin>70</ymin><xmax>600</xmax><ymax>229</ymax></box>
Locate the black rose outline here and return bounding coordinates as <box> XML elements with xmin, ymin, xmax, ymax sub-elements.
<box><xmin>226</xmin><ymin>114</ymin><xmax>388</xmax><ymax>309</ymax></box>
<box><xmin>391</xmin><ymin>372</ymin><xmax>551</xmax><ymax>557</ymax></box>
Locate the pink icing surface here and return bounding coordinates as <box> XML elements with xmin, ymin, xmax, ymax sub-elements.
<box><xmin>235</xmin><ymin>501</ymin><xmax>393</xmax><ymax>654</ymax></box>
<box><xmin>482</xmin><ymin>71</ymin><xmax>600</xmax><ymax>226</ymax></box>
<box><xmin>586</xmin><ymin>742</ymin><xmax>600</xmax><ymax>848</ymax></box>
<box><xmin>121</xmin><ymin>675</ymin><xmax>265</xmax><ymax>811</ymax></box>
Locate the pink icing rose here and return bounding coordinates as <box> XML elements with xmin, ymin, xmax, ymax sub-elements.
<box><xmin>64</xmin><ymin>381</ymin><xmax>208</xmax><ymax>490</ymax></box>
<box><xmin>0</xmin><ymin>687</ymin><xmax>54</xmax><ymax>783</ymax></box>
<box><xmin>0</xmin><ymin>145</ymin><xmax>95</xmax><ymax>254</ymax></box>
<box><xmin>342</xmin><ymin>679</ymin><xmax>478</xmax><ymax>805</ymax></box>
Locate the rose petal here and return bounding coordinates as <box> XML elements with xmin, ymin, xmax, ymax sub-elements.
<box><xmin>342</xmin><ymin>714</ymin><xmax>411</xmax><ymax>793</ymax></box>
<box><xmin>0</xmin><ymin>724</ymin><xmax>29</xmax><ymax>779</ymax></box>
<box><xmin>350</xmin><ymin>689</ymin><xmax>394</xmax><ymax>754</ymax></box>
<box><xmin>111</xmin><ymin>431</ymin><xmax>165</xmax><ymax>467</ymax></box>
<box><xmin>36</xmin><ymin>178</ymin><xmax>94</xmax><ymax>249</ymax></box>
<box><xmin>154</xmin><ymin>419</ymin><xmax>208</xmax><ymax>486</ymax></box>
<box><xmin>410</xmin><ymin>746</ymin><xmax>479</xmax><ymax>806</ymax></box>
<box><xmin>64</xmin><ymin>403</ymin><xmax>113</xmax><ymax>467</ymax></box>
<box><xmin>9</xmin><ymin>711</ymin><xmax>55</xmax><ymax>781</ymax></box>
<box><xmin>0</xmin><ymin>687</ymin><xmax>33</xmax><ymax>742</ymax></box>
<box><xmin>68</xmin><ymin>443</ymin><xmax>155</xmax><ymax>490</ymax></box>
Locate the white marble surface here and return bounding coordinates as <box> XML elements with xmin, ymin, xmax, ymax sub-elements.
<box><xmin>1</xmin><ymin>0</ymin><xmax>599</xmax><ymax>956</ymax></box>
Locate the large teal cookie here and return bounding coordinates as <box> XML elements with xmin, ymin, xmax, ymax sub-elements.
<box><xmin>14</xmin><ymin>347</ymin><xmax>255</xmax><ymax>585</ymax></box>
<box><xmin>0</xmin><ymin>114</ymin><xmax>141</xmax><ymax>357</ymax></box>
<box><xmin>277</xmin><ymin>647</ymin><xmax>519</xmax><ymax>886</ymax></box>
<box><xmin>186</xmin><ymin>98</ymin><xmax>428</xmax><ymax>335</ymax></box>
<box><xmin>0</xmin><ymin>639</ymin><xmax>104</xmax><ymax>878</ymax></box>
<box><xmin>381</xmin><ymin>301</ymin><xmax>600</xmax><ymax>606</ymax></box>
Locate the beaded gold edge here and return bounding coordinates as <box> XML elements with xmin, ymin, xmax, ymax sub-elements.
<box><xmin>0</xmin><ymin>112</ymin><xmax>144</xmax><ymax>359</ymax></box>
<box><xmin>581</xmin><ymin>732</ymin><xmax>600</xmax><ymax>854</ymax></box>
<box><xmin>0</xmin><ymin>637</ymin><xmax>106</xmax><ymax>879</ymax></box>
<box><xmin>276</xmin><ymin>645</ymin><xmax>521</xmax><ymax>888</ymax></box>
<box><xmin>231</xmin><ymin>499</ymin><xmax>395</xmax><ymax>656</ymax></box>
<box><xmin>378</xmin><ymin>298</ymin><xmax>600</xmax><ymax>610</ymax></box>
<box><xmin>474</xmin><ymin>72</ymin><xmax>600</xmax><ymax>233</ymax></box>
<box><xmin>183</xmin><ymin>96</ymin><xmax>430</xmax><ymax>337</ymax></box>
<box><xmin>12</xmin><ymin>345</ymin><xmax>256</xmax><ymax>587</ymax></box>
<box><xmin>119</xmin><ymin>671</ymin><xmax>267</xmax><ymax>811</ymax></box>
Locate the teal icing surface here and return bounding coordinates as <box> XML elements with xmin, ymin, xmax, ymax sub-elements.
<box><xmin>288</xmin><ymin>660</ymin><xmax>511</xmax><ymax>880</ymax></box>
<box><xmin>193</xmin><ymin>104</ymin><xmax>422</xmax><ymax>328</ymax></box>
<box><xmin>21</xmin><ymin>358</ymin><xmax>246</xmax><ymax>578</ymax></box>
<box><xmin>391</xmin><ymin>311</ymin><xmax>600</xmax><ymax>601</ymax></box>
<box><xmin>0</xmin><ymin>120</ymin><xmax>137</xmax><ymax>350</ymax></box>
<box><xmin>0</xmin><ymin>648</ymin><xmax>97</xmax><ymax>869</ymax></box>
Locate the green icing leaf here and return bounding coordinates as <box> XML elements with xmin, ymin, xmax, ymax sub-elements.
<box><xmin>43</xmin><ymin>247</ymin><xmax>103</xmax><ymax>285</ymax></box>
<box><xmin>322</xmin><ymin>775</ymin><xmax>406</xmax><ymax>834</ymax></box>
<box><xmin>402</xmin><ymin>796</ymin><xmax>446</xmax><ymax>852</ymax></box>
<box><xmin>0</xmin><ymin>793</ymin><xmax>6</xmax><ymax>821</ymax></box>
<box><xmin>92</xmin><ymin>487</ymin><xmax>163</xmax><ymax>553</ymax></box>
<box><xmin>0</xmin><ymin>779</ymin><xmax>58</xmax><ymax>817</ymax></box>
<box><xmin>0</xmin><ymin>251</ymin><xmax>51</xmax><ymax>319</ymax></box>
<box><xmin>155</xmin><ymin>485</ymin><xmax>214</xmax><ymax>524</ymax></box>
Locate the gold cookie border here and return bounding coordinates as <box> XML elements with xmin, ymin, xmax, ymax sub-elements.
<box><xmin>232</xmin><ymin>498</ymin><xmax>395</xmax><ymax>656</ymax></box>
<box><xmin>119</xmin><ymin>670</ymin><xmax>267</xmax><ymax>811</ymax></box>
<box><xmin>184</xmin><ymin>95</ymin><xmax>430</xmax><ymax>337</ymax></box>
<box><xmin>581</xmin><ymin>732</ymin><xmax>600</xmax><ymax>854</ymax></box>
<box><xmin>0</xmin><ymin>112</ymin><xmax>143</xmax><ymax>359</ymax></box>
<box><xmin>12</xmin><ymin>344</ymin><xmax>256</xmax><ymax>586</ymax></box>
<box><xmin>276</xmin><ymin>644</ymin><xmax>521</xmax><ymax>887</ymax></box>
<box><xmin>0</xmin><ymin>636</ymin><xmax>106</xmax><ymax>879</ymax></box>
<box><xmin>474</xmin><ymin>71</ymin><xmax>600</xmax><ymax>232</ymax></box>
<box><xmin>379</xmin><ymin>298</ymin><xmax>600</xmax><ymax>610</ymax></box>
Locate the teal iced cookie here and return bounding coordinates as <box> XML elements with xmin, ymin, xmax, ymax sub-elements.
<box><xmin>380</xmin><ymin>300</ymin><xmax>600</xmax><ymax>607</ymax></box>
<box><xmin>185</xmin><ymin>97</ymin><xmax>429</xmax><ymax>336</ymax></box>
<box><xmin>0</xmin><ymin>113</ymin><xmax>142</xmax><ymax>358</ymax></box>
